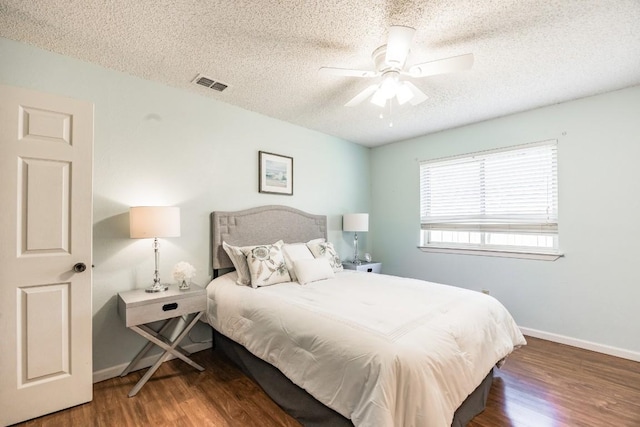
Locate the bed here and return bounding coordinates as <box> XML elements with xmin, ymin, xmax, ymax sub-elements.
<box><xmin>205</xmin><ymin>205</ymin><xmax>526</xmax><ymax>427</ymax></box>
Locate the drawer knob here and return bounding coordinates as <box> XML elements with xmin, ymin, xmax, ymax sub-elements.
<box><xmin>162</xmin><ymin>303</ymin><xmax>178</xmax><ymax>311</ymax></box>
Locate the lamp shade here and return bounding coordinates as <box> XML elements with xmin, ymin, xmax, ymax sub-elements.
<box><xmin>129</xmin><ymin>206</ymin><xmax>181</xmax><ymax>238</ymax></box>
<box><xmin>343</xmin><ymin>213</ymin><xmax>369</xmax><ymax>232</ymax></box>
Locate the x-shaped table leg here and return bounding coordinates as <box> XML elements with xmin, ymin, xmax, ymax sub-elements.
<box><xmin>122</xmin><ymin>312</ymin><xmax>205</xmax><ymax>397</ymax></box>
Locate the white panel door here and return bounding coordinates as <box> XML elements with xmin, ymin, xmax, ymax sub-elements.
<box><xmin>0</xmin><ymin>85</ymin><xmax>94</xmax><ymax>426</ymax></box>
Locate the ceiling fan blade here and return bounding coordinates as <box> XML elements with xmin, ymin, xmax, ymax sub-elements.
<box><xmin>345</xmin><ymin>84</ymin><xmax>379</xmax><ymax>107</ymax></box>
<box><xmin>408</xmin><ymin>53</ymin><xmax>474</xmax><ymax>78</ymax></box>
<box><xmin>385</xmin><ymin>25</ymin><xmax>415</xmax><ymax>67</ymax></box>
<box><xmin>403</xmin><ymin>81</ymin><xmax>428</xmax><ymax>106</ymax></box>
<box><xmin>319</xmin><ymin>67</ymin><xmax>378</xmax><ymax>78</ymax></box>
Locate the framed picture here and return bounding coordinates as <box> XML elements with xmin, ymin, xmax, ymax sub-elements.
<box><xmin>259</xmin><ymin>151</ymin><xmax>293</xmax><ymax>195</ymax></box>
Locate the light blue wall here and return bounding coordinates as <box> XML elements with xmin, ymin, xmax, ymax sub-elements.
<box><xmin>371</xmin><ymin>86</ymin><xmax>640</xmax><ymax>355</ymax></box>
<box><xmin>0</xmin><ymin>38</ymin><xmax>371</xmax><ymax>372</ymax></box>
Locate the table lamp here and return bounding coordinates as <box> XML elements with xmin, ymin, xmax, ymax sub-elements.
<box><xmin>343</xmin><ymin>213</ymin><xmax>369</xmax><ymax>265</ymax></box>
<box><xmin>129</xmin><ymin>206</ymin><xmax>181</xmax><ymax>292</ymax></box>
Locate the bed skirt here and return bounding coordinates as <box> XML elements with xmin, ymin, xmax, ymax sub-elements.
<box><xmin>213</xmin><ymin>330</ymin><xmax>492</xmax><ymax>427</ymax></box>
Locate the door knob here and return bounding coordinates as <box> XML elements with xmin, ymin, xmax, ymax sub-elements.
<box><xmin>73</xmin><ymin>263</ymin><xmax>87</xmax><ymax>273</ymax></box>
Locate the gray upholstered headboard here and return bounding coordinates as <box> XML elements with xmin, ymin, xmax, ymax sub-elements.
<box><xmin>211</xmin><ymin>205</ymin><xmax>327</xmax><ymax>272</ymax></box>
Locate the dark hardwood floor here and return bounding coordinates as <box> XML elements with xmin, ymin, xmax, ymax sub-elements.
<box><xmin>469</xmin><ymin>337</ymin><xmax>640</xmax><ymax>427</ymax></box>
<box><xmin>15</xmin><ymin>336</ymin><xmax>640</xmax><ymax>426</ymax></box>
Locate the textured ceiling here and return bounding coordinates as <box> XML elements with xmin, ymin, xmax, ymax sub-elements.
<box><xmin>1</xmin><ymin>0</ymin><xmax>639</xmax><ymax>147</ymax></box>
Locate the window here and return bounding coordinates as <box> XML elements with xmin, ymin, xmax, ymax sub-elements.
<box><xmin>419</xmin><ymin>140</ymin><xmax>560</xmax><ymax>259</ymax></box>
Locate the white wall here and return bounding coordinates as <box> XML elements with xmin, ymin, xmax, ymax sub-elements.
<box><xmin>0</xmin><ymin>38</ymin><xmax>371</xmax><ymax>373</ymax></box>
<box><xmin>371</xmin><ymin>86</ymin><xmax>640</xmax><ymax>357</ymax></box>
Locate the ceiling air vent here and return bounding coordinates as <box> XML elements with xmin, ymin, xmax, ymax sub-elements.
<box><xmin>192</xmin><ymin>74</ymin><xmax>229</xmax><ymax>92</ymax></box>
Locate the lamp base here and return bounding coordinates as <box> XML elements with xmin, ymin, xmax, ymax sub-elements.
<box><xmin>352</xmin><ymin>232</ymin><xmax>361</xmax><ymax>265</ymax></box>
<box><xmin>145</xmin><ymin>283</ymin><xmax>169</xmax><ymax>293</ymax></box>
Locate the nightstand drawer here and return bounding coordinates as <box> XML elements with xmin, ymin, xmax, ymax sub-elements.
<box><xmin>118</xmin><ymin>285</ymin><xmax>206</xmax><ymax>327</ymax></box>
<box><xmin>343</xmin><ymin>262</ymin><xmax>382</xmax><ymax>273</ymax></box>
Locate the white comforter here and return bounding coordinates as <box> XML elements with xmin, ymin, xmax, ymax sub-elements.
<box><xmin>206</xmin><ymin>270</ymin><xmax>526</xmax><ymax>427</ymax></box>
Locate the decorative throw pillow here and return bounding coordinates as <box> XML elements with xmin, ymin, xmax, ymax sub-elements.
<box><xmin>222</xmin><ymin>241</ymin><xmax>252</xmax><ymax>286</ymax></box>
<box><xmin>294</xmin><ymin>258</ymin><xmax>335</xmax><ymax>285</ymax></box>
<box><xmin>241</xmin><ymin>241</ymin><xmax>292</xmax><ymax>288</ymax></box>
<box><xmin>282</xmin><ymin>242</ymin><xmax>316</xmax><ymax>282</ymax></box>
<box><xmin>306</xmin><ymin>241</ymin><xmax>343</xmax><ymax>272</ymax></box>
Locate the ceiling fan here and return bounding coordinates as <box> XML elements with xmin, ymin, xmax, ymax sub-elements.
<box><xmin>319</xmin><ymin>26</ymin><xmax>474</xmax><ymax>108</ymax></box>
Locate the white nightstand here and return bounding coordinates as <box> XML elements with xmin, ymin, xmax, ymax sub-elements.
<box><xmin>342</xmin><ymin>261</ymin><xmax>382</xmax><ymax>273</ymax></box>
<box><xmin>117</xmin><ymin>284</ymin><xmax>207</xmax><ymax>397</ymax></box>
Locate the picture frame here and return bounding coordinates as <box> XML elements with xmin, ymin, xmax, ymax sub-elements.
<box><xmin>259</xmin><ymin>151</ymin><xmax>293</xmax><ymax>195</ymax></box>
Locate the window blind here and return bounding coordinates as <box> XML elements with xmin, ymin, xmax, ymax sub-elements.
<box><xmin>420</xmin><ymin>141</ymin><xmax>558</xmax><ymax>234</ymax></box>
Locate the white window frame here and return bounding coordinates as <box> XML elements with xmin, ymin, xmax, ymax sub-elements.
<box><xmin>419</xmin><ymin>140</ymin><xmax>562</xmax><ymax>260</ymax></box>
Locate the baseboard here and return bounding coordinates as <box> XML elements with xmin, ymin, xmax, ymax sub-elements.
<box><xmin>92</xmin><ymin>341</ymin><xmax>212</xmax><ymax>384</ymax></box>
<box><xmin>519</xmin><ymin>326</ymin><xmax>640</xmax><ymax>363</ymax></box>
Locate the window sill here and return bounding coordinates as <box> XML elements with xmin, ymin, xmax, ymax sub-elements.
<box><xmin>417</xmin><ymin>245</ymin><xmax>563</xmax><ymax>261</ymax></box>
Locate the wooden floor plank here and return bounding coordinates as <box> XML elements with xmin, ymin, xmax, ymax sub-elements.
<box><xmin>13</xmin><ymin>336</ymin><xmax>640</xmax><ymax>426</ymax></box>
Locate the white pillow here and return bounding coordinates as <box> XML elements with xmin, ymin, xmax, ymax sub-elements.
<box><xmin>241</xmin><ymin>241</ymin><xmax>291</xmax><ymax>288</ymax></box>
<box><xmin>282</xmin><ymin>242</ymin><xmax>316</xmax><ymax>282</ymax></box>
<box><xmin>294</xmin><ymin>258</ymin><xmax>335</xmax><ymax>285</ymax></box>
<box><xmin>222</xmin><ymin>241</ymin><xmax>252</xmax><ymax>286</ymax></box>
<box><xmin>306</xmin><ymin>241</ymin><xmax>343</xmax><ymax>272</ymax></box>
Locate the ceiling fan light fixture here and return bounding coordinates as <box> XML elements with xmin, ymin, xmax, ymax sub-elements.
<box><xmin>370</xmin><ymin>89</ymin><xmax>387</xmax><ymax>107</ymax></box>
<box><xmin>396</xmin><ymin>83</ymin><xmax>414</xmax><ymax>105</ymax></box>
<box><xmin>404</xmin><ymin>81</ymin><xmax>429</xmax><ymax>106</ymax></box>
<box><xmin>379</xmin><ymin>75</ymin><xmax>399</xmax><ymax>99</ymax></box>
